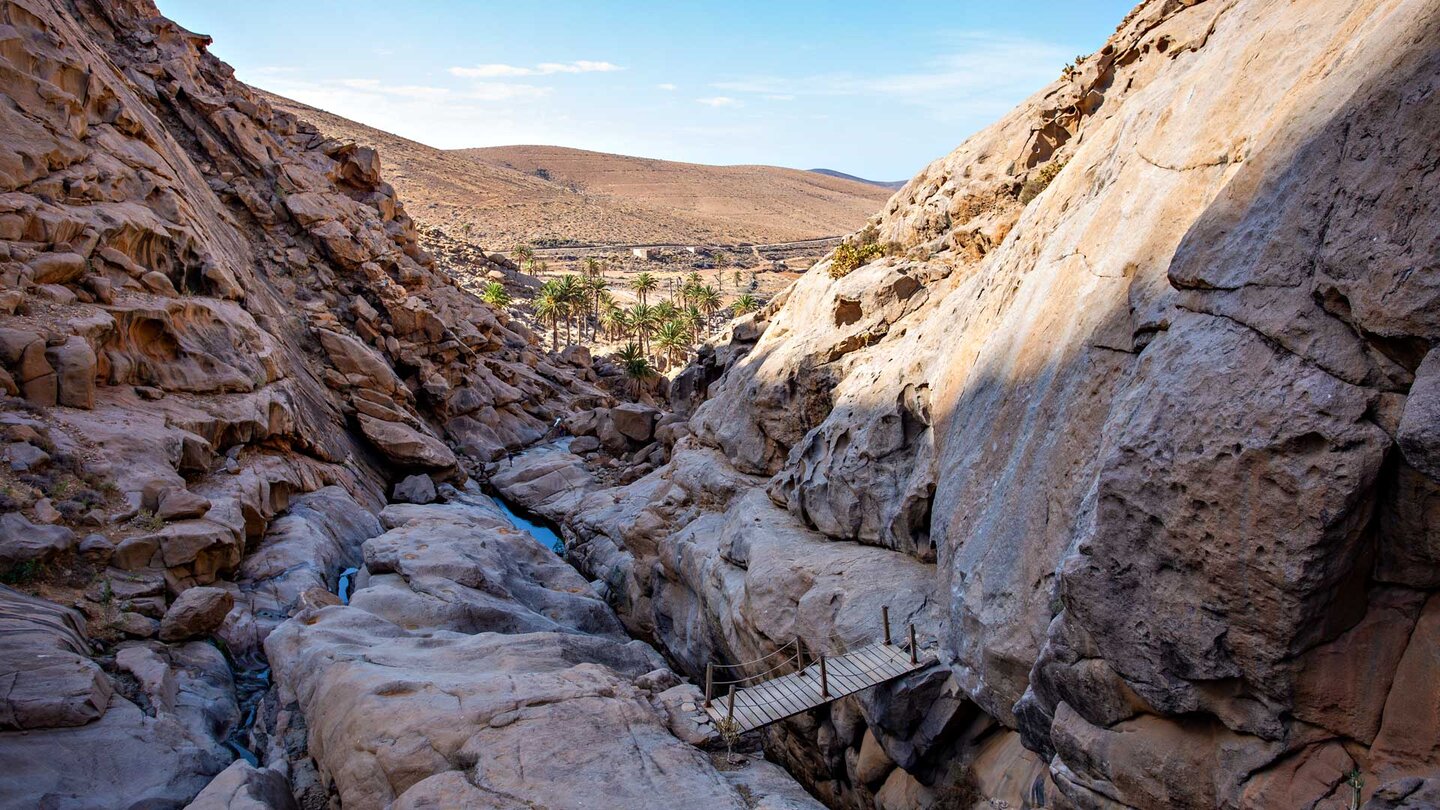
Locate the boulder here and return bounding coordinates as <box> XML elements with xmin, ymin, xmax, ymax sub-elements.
<box><xmin>0</xmin><ymin>513</ymin><xmax>76</xmax><ymax>569</ymax></box>
<box><xmin>157</xmin><ymin>487</ymin><xmax>213</xmax><ymax>521</ymax></box>
<box><xmin>3</xmin><ymin>441</ymin><xmax>49</xmax><ymax>472</ymax></box>
<box><xmin>29</xmin><ymin>252</ymin><xmax>87</xmax><ymax>285</ymax></box>
<box><xmin>358</xmin><ymin>415</ymin><xmax>457</xmax><ymax>470</ymax></box>
<box><xmin>569</xmin><ymin>435</ymin><xmax>601</xmax><ymax>454</ymax></box>
<box><xmin>392</xmin><ymin>474</ymin><xmax>436</xmax><ymax>505</ymax></box>
<box><xmin>855</xmin><ymin>728</ymin><xmax>896</xmax><ymax>786</ymax></box>
<box><xmin>559</xmin><ymin>344</ymin><xmax>592</xmax><ymax>367</ymax></box>
<box><xmin>45</xmin><ymin>336</ymin><xmax>97</xmax><ymax>409</ymax></box>
<box><xmin>610</xmin><ymin>403</ymin><xmax>659</xmax><ymax>442</ymax></box>
<box><xmin>183</xmin><ymin>760</ymin><xmax>298</xmax><ymax>810</ymax></box>
<box><xmin>159</xmin><ymin>586</ymin><xmax>234</xmax><ymax>642</ymax></box>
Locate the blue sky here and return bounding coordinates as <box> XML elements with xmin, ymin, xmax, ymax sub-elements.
<box><xmin>158</xmin><ymin>1</ymin><xmax>1136</xmax><ymax>180</ymax></box>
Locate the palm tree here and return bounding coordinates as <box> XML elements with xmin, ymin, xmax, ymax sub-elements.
<box><xmin>684</xmin><ymin>304</ymin><xmax>705</xmax><ymax>344</ymax></box>
<box><xmin>616</xmin><ymin>343</ymin><xmax>655</xmax><ymax>396</ymax></box>
<box><xmin>513</xmin><ymin>243</ymin><xmax>535</xmax><ymax>265</ymax></box>
<box><xmin>652</xmin><ymin>300</ymin><xmax>678</xmax><ymax>324</ymax></box>
<box><xmin>634</xmin><ymin>272</ymin><xmax>657</xmax><ymax>305</ymax></box>
<box><xmin>697</xmin><ymin>285</ymin><xmax>722</xmax><ymax>326</ymax></box>
<box><xmin>552</xmin><ymin>275</ymin><xmax>583</xmax><ymax>345</ymax></box>
<box><xmin>479</xmin><ymin>282</ymin><xmax>510</xmax><ymax>308</ymax></box>
<box><xmin>731</xmin><ymin>293</ymin><xmax>759</xmax><ymax>317</ymax></box>
<box><xmin>653</xmin><ymin>319</ymin><xmax>689</xmax><ymax>369</ymax></box>
<box><xmin>533</xmin><ymin>291</ymin><xmax>562</xmax><ymax>351</ymax></box>
<box><xmin>586</xmin><ymin>275</ymin><xmax>608</xmax><ymax>340</ymax></box>
<box><xmin>600</xmin><ymin>301</ymin><xmax>625</xmax><ymax>341</ymax></box>
<box><xmin>630</xmin><ymin>303</ymin><xmax>656</xmax><ymax>357</ymax></box>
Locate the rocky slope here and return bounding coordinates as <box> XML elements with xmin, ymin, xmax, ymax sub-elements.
<box><xmin>263</xmin><ymin>95</ymin><xmax>891</xmax><ymax>248</ymax></box>
<box><xmin>492</xmin><ymin>0</ymin><xmax>1440</xmax><ymax>807</ymax></box>
<box><xmin>0</xmin><ymin>0</ymin><xmax>821</xmax><ymax>808</ymax></box>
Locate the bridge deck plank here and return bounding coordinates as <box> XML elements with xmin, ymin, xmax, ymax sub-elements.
<box><xmin>706</xmin><ymin>642</ymin><xmax>934</xmax><ymax>734</ymax></box>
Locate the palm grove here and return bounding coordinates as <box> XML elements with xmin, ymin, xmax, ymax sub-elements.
<box><xmin>480</xmin><ymin>249</ymin><xmax>763</xmax><ymax>391</ymax></box>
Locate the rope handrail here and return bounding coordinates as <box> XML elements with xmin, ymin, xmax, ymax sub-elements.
<box><xmin>707</xmin><ymin>639</ymin><xmax>799</xmax><ymax>670</ymax></box>
<box><xmin>710</xmin><ymin>651</ymin><xmax>802</xmax><ymax>686</ymax></box>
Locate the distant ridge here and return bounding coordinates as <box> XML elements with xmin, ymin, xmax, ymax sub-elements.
<box><xmin>808</xmin><ymin>168</ymin><xmax>906</xmax><ymax>190</ymax></box>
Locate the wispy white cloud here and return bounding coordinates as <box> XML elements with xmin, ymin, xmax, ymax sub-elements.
<box><xmin>336</xmin><ymin>78</ymin><xmax>450</xmax><ymax>99</ymax></box>
<box><xmin>711</xmin><ymin>32</ymin><xmax>1068</xmax><ymax>121</ymax></box>
<box><xmin>696</xmin><ymin>96</ymin><xmax>741</xmax><ymax>108</ymax></box>
<box><xmin>656</xmin><ymin>83</ymin><xmax>677</xmax><ymax>91</ymax></box>
<box><xmin>448</xmin><ymin>60</ymin><xmax>623</xmax><ymax>78</ymax></box>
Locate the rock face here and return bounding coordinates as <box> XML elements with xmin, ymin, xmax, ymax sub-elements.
<box><xmin>0</xmin><ymin>0</ymin><xmax>614</xmax><ymax>806</ymax></box>
<box><xmin>265</xmin><ymin>491</ymin><xmax>823</xmax><ymax>810</ymax></box>
<box><xmin>492</xmin><ymin>1</ymin><xmax>1440</xmax><ymax>807</ymax></box>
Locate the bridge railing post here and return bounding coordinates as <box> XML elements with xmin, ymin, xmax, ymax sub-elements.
<box><xmin>705</xmin><ymin>662</ymin><xmax>714</xmax><ymax>708</ymax></box>
<box><xmin>819</xmin><ymin>654</ymin><xmax>829</xmax><ymax>698</ymax></box>
<box><xmin>882</xmin><ymin>606</ymin><xmax>891</xmax><ymax>645</ymax></box>
<box><xmin>726</xmin><ymin>684</ymin><xmax>736</xmax><ymax>724</ymax></box>
<box><xmin>795</xmin><ymin>638</ymin><xmax>807</xmax><ymax>676</ymax></box>
<box><xmin>909</xmin><ymin>623</ymin><xmax>918</xmax><ymax>665</ymax></box>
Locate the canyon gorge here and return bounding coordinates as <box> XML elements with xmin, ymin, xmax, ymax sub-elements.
<box><xmin>0</xmin><ymin>0</ymin><xmax>1438</xmax><ymax>808</ymax></box>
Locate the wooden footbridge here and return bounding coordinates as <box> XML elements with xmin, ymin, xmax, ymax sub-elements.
<box><xmin>704</xmin><ymin>608</ymin><xmax>935</xmax><ymax>734</ymax></box>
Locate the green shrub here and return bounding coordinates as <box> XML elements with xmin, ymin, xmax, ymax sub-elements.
<box><xmin>0</xmin><ymin>560</ymin><xmax>41</xmax><ymax>585</ymax></box>
<box><xmin>1019</xmin><ymin>160</ymin><xmax>1067</xmax><ymax>204</ymax></box>
<box><xmin>827</xmin><ymin>226</ymin><xmax>888</xmax><ymax>279</ymax></box>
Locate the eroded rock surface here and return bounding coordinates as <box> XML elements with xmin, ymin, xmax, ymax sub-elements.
<box><xmin>265</xmin><ymin>491</ymin><xmax>823</xmax><ymax>810</ymax></box>
<box><xmin>495</xmin><ymin>1</ymin><xmax>1440</xmax><ymax>807</ymax></box>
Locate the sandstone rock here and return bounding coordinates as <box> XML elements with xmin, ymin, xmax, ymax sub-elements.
<box><xmin>140</xmin><ymin>270</ymin><xmax>178</xmax><ymax>295</ymax></box>
<box><xmin>78</xmin><ymin>533</ymin><xmax>115</xmax><ymax>559</ymax></box>
<box><xmin>112</xmin><ymin>535</ymin><xmax>160</xmax><ymax>570</ymax></box>
<box><xmin>3</xmin><ymin>441</ymin><xmax>49</xmax><ymax>472</ymax></box>
<box><xmin>44</xmin><ymin>336</ymin><xmax>97</xmax><ymax>409</ymax></box>
<box><xmin>358</xmin><ymin>414</ymin><xmax>457</xmax><ymax>470</ymax></box>
<box><xmin>855</xmin><ymin>728</ymin><xmax>896</xmax><ymax>786</ymax></box>
<box><xmin>32</xmin><ymin>497</ymin><xmax>61</xmax><ymax>524</ymax></box>
<box><xmin>1365</xmin><ymin>777</ymin><xmax>1440</xmax><ymax>810</ymax></box>
<box><xmin>159</xmin><ymin>586</ymin><xmax>234</xmax><ymax>641</ymax></box>
<box><xmin>611</xmin><ymin>402</ymin><xmax>659</xmax><ymax>442</ymax></box>
<box><xmin>158</xmin><ymin>487</ymin><xmax>214</xmax><ymax>520</ymax></box>
<box><xmin>115</xmin><ymin>611</ymin><xmax>159</xmax><ymax>638</ymax></box>
<box><xmin>266</xmin><ymin>492</ymin><xmax>818</xmax><ymax>810</ymax></box>
<box><xmin>29</xmin><ymin>251</ymin><xmax>87</xmax><ymax>284</ymax></box>
<box><xmin>184</xmin><ymin>761</ymin><xmax>298</xmax><ymax>810</ymax></box>
<box><xmin>1398</xmin><ymin>349</ymin><xmax>1440</xmax><ymax>480</ymax></box>
<box><xmin>0</xmin><ymin>512</ymin><xmax>76</xmax><ymax>568</ymax></box>
<box><xmin>392</xmin><ymin>473</ymin><xmax>436</xmax><ymax>504</ymax></box>
<box><xmin>317</xmin><ymin>329</ymin><xmax>403</xmax><ymax>394</ymax></box>
<box><xmin>0</xmin><ymin>585</ymin><xmax>111</xmax><ymax>730</ymax></box>
<box><xmin>1369</xmin><ymin>594</ymin><xmax>1440</xmax><ymax>786</ymax></box>
<box><xmin>569</xmin><ymin>435</ymin><xmax>600</xmax><ymax>454</ymax></box>
<box><xmin>559</xmin><ymin>344</ymin><xmax>591</xmax><ymax>366</ymax></box>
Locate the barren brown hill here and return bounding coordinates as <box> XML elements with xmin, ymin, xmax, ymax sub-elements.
<box><xmin>461</xmin><ymin>144</ymin><xmax>893</xmax><ymax>244</ymax></box>
<box><xmin>260</xmin><ymin>93</ymin><xmax>889</xmax><ymax>248</ymax></box>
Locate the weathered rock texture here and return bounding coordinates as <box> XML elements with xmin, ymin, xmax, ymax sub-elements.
<box><xmin>494</xmin><ymin>1</ymin><xmax>1440</xmax><ymax>807</ymax></box>
<box><xmin>0</xmin><ymin>0</ymin><xmax>613</xmax><ymax>805</ymax></box>
<box><xmin>265</xmin><ymin>491</ymin><xmax>823</xmax><ymax>810</ymax></box>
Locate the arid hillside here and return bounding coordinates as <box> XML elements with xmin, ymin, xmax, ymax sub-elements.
<box><xmin>262</xmin><ymin>93</ymin><xmax>889</xmax><ymax>248</ymax></box>
<box><xmin>463</xmin><ymin>144</ymin><xmax>893</xmax><ymax>244</ymax></box>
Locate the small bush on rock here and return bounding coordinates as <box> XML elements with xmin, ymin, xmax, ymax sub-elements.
<box><xmin>1019</xmin><ymin>160</ymin><xmax>1067</xmax><ymax>204</ymax></box>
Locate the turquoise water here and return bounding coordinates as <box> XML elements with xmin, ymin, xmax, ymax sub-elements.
<box><xmin>488</xmin><ymin>495</ymin><xmax>565</xmax><ymax>554</ymax></box>
<box><xmin>337</xmin><ymin>567</ymin><xmax>360</xmax><ymax>604</ymax></box>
